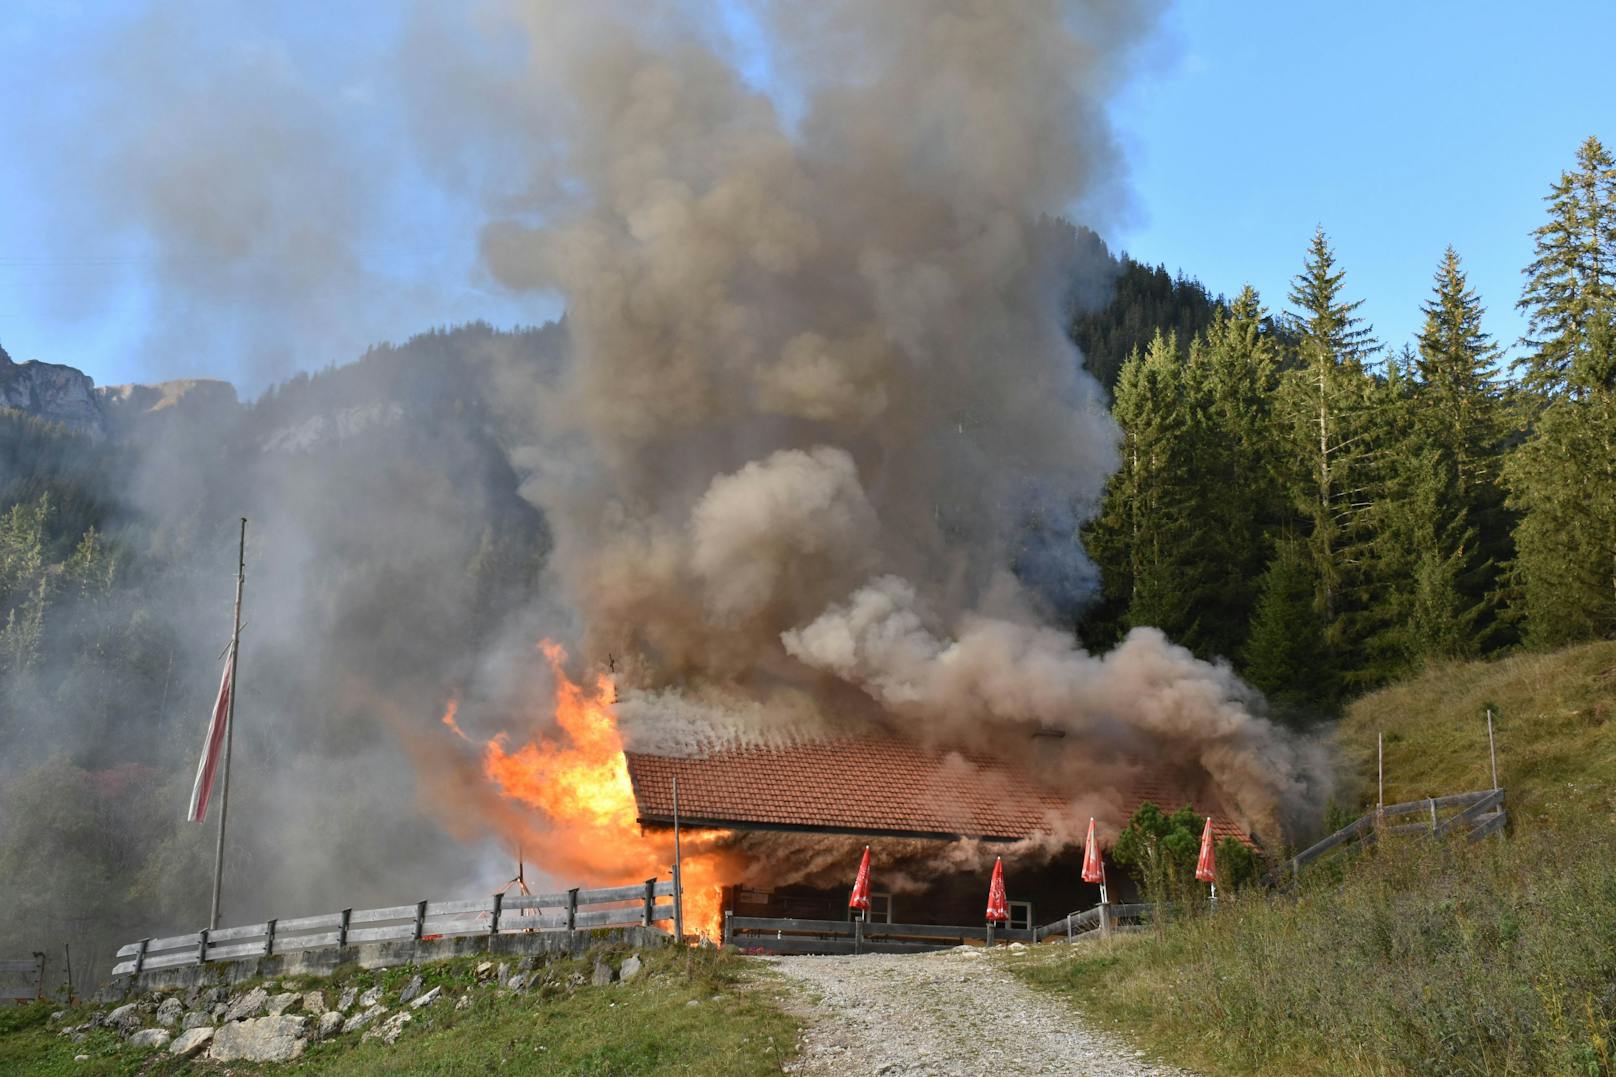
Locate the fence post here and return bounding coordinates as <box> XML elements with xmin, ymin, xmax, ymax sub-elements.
<box><xmin>1428</xmin><ymin>797</ymin><xmax>1438</xmax><ymax>833</ymax></box>
<box><xmin>196</xmin><ymin>929</ymin><xmax>209</xmax><ymax>966</ymax></box>
<box><xmin>32</xmin><ymin>953</ymin><xmax>45</xmax><ymax>1001</ymax></box>
<box><xmin>642</xmin><ymin>879</ymin><xmax>656</xmax><ymax>927</ymax></box>
<box><xmin>985</xmin><ymin>921</ymin><xmax>995</xmax><ymax>947</ymax></box>
<box><xmin>490</xmin><ymin>892</ymin><xmax>503</xmax><ymax>937</ymax></box>
<box><xmin>338</xmin><ymin>908</ymin><xmax>352</xmax><ymax>949</ymax></box>
<box><xmin>722</xmin><ymin>910</ymin><xmax>732</xmax><ymax>946</ymax></box>
<box><xmin>1066</xmin><ymin>913</ymin><xmax>1073</xmax><ymax>941</ymax></box>
<box><xmin>1099</xmin><ymin>902</ymin><xmax>1111</xmax><ymax>940</ymax></box>
<box><xmin>854</xmin><ymin>915</ymin><xmax>864</xmax><ymax>955</ymax></box>
<box><xmin>566</xmin><ymin>888</ymin><xmax>579</xmax><ymax>932</ymax></box>
<box><xmin>264</xmin><ymin>918</ymin><xmax>277</xmax><ymax>958</ymax></box>
<box><xmin>414</xmin><ymin>900</ymin><xmax>428</xmax><ymax>941</ymax></box>
<box><xmin>133</xmin><ymin>938</ymin><xmax>150</xmax><ymax>977</ymax></box>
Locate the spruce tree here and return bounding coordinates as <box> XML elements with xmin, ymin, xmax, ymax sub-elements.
<box><xmin>1515</xmin><ymin>136</ymin><xmax>1616</xmax><ymax>398</ymax></box>
<box><xmin>1087</xmin><ymin>331</ymin><xmax>1225</xmax><ymax>657</ymax></box>
<box><xmin>1277</xmin><ymin>229</ymin><xmax>1380</xmax><ymax>667</ymax></box>
<box><xmin>1188</xmin><ymin>285</ymin><xmax>1287</xmax><ymax>657</ymax></box>
<box><xmin>1507</xmin><ymin>138</ymin><xmax>1616</xmax><ymax>646</ymax></box>
<box><xmin>1242</xmin><ymin>537</ymin><xmax>1334</xmax><ymax>722</ymax></box>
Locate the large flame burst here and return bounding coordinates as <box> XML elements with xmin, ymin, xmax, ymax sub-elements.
<box><xmin>451</xmin><ymin>641</ymin><xmax>731</xmax><ymax>938</ymax></box>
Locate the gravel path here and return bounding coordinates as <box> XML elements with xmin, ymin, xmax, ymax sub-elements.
<box><xmin>766</xmin><ymin>946</ymin><xmax>1193</xmax><ymax>1077</ymax></box>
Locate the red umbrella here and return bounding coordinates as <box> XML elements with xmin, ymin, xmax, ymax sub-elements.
<box><xmin>985</xmin><ymin>856</ymin><xmax>1010</xmax><ymax>923</ymax></box>
<box><xmin>1081</xmin><ymin>817</ymin><xmax>1104</xmax><ymax>884</ymax></box>
<box><xmin>848</xmin><ymin>845</ymin><xmax>872</xmax><ymax>914</ymax></box>
<box><xmin>1195</xmin><ymin>816</ymin><xmax>1217</xmax><ymax>884</ymax></box>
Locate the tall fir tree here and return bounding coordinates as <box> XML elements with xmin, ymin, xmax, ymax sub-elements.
<box><xmin>1242</xmin><ymin>536</ymin><xmax>1334</xmax><ymax>723</ymax></box>
<box><xmin>1514</xmin><ymin>136</ymin><xmax>1616</xmax><ymax>398</ymax></box>
<box><xmin>1507</xmin><ymin>137</ymin><xmax>1616</xmax><ymax>646</ymax></box>
<box><xmin>1186</xmin><ymin>285</ymin><xmax>1288</xmax><ymax>658</ymax></box>
<box><xmin>1085</xmin><ymin>331</ymin><xmax>1226</xmax><ymax>657</ymax></box>
<box><xmin>1277</xmin><ymin>228</ymin><xmax>1381</xmax><ymax>676</ymax></box>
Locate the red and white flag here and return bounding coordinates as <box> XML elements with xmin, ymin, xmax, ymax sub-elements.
<box><xmin>848</xmin><ymin>846</ymin><xmax>872</xmax><ymax>912</ymax></box>
<box><xmin>985</xmin><ymin>856</ymin><xmax>1010</xmax><ymax>923</ymax></box>
<box><xmin>1195</xmin><ymin>816</ymin><xmax>1217</xmax><ymax>884</ymax></box>
<box><xmin>1081</xmin><ymin>817</ymin><xmax>1105</xmax><ymax>885</ymax></box>
<box><xmin>187</xmin><ymin>651</ymin><xmax>234</xmax><ymax>822</ymax></box>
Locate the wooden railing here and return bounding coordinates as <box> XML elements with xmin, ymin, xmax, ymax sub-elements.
<box><xmin>112</xmin><ymin>880</ymin><xmax>676</xmax><ymax>978</ymax></box>
<box><xmin>724</xmin><ymin>914</ymin><xmax>1035</xmax><ymax>955</ymax></box>
<box><xmin>1032</xmin><ymin>902</ymin><xmax>1157</xmax><ymax>942</ymax></box>
<box><xmin>1279</xmin><ymin>788</ymin><xmax>1506</xmax><ymax>880</ymax></box>
<box><xmin>1</xmin><ymin>954</ymin><xmax>45</xmax><ymax>1004</ymax></box>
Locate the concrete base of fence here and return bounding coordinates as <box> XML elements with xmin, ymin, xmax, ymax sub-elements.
<box><xmin>104</xmin><ymin>925</ymin><xmax>671</xmax><ymax>1000</ymax></box>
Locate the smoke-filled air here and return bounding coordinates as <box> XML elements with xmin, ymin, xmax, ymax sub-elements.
<box><xmin>0</xmin><ymin>0</ymin><xmax>1334</xmax><ymax>979</ymax></box>
<box><xmin>431</xmin><ymin>0</ymin><xmax>1330</xmax><ymax>873</ymax></box>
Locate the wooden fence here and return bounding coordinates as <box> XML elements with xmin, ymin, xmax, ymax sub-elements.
<box><xmin>1</xmin><ymin>954</ymin><xmax>45</xmax><ymax>1004</ymax></box>
<box><xmin>1278</xmin><ymin>788</ymin><xmax>1506</xmax><ymax>881</ymax></box>
<box><xmin>111</xmin><ymin>880</ymin><xmax>676</xmax><ymax>978</ymax></box>
<box><xmin>724</xmin><ymin>914</ymin><xmax>1035</xmax><ymax>955</ymax></box>
<box><xmin>1032</xmin><ymin>902</ymin><xmax>1157</xmax><ymax>943</ymax></box>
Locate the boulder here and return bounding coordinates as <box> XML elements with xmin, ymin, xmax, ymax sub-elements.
<box><xmin>358</xmin><ymin>985</ymin><xmax>383</xmax><ymax>1008</ymax></box>
<box><xmin>343</xmin><ymin>1004</ymin><xmax>386</xmax><ymax>1035</ymax></box>
<box><xmin>265</xmin><ymin>992</ymin><xmax>300</xmax><ymax>1016</ymax></box>
<box><xmin>474</xmin><ymin>962</ymin><xmax>494</xmax><ymax>981</ymax></box>
<box><xmin>221</xmin><ymin>986</ymin><xmax>269</xmax><ymax>1023</ymax></box>
<box><xmin>128</xmin><ymin>1029</ymin><xmax>171</xmax><ymax>1049</ymax></box>
<box><xmin>180</xmin><ymin>1010</ymin><xmax>212</xmax><ymax>1031</ymax></box>
<box><xmin>208</xmin><ymin>1015</ymin><xmax>309</xmax><ymax>1063</ymax></box>
<box><xmin>201</xmin><ymin>986</ymin><xmax>229</xmax><ymax>1006</ymax></box>
<box><xmin>363</xmin><ymin>1011</ymin><xmax>412</xmax><ymax>1045</ymax></box>
<box><xmin>506</xmin><ymin>973</ymin><xmax>527</xmax><ymax>991</ymax></box>
<box><xmin>337</xmin><ymin>986</ymin><xmax>358</xmax><ymax>1011</ymax></box>
<box><xmin>620</xmin><ymin>955</ymin><xmax>644</xmax><ymax>982</ymax></box>
<box><xmin>454</xmin><ymin>993</ymin><xmax>473</xmax><ymax>1012</ymax></box>
<box><xmin>303</xmin><ymin>989</ymin><xmax>327</xmax><ymax>1016</ymax></box>
<box><xmin>169</xmin><ymin>1027</ymin><xmax>215</xmax><ymax>1059</ymax></box>
<box><xmin>155</xmin><ymin>996</ymin><xmax>184</xmax><ymax>1027</ymax></box>
<box><xmin>398</xmin><ymin>974</ymin><xmax>423</xmax><ymax>1004</ymax></box>
<box><xmin>591</xmin><ymin>960</ymin><xmax>615</xmax><ymax>987</ymax></box>
<box><xmin>409</xmin><ymin>986</ymin><xmax>442</xmax><ymax>1010</ymax></box>
<box><xmin>316</xmin><ymin>1011</ymin><xmax>344</xmax><ymax>1040</ymax></box>
<box><xmin>104</xmin><ymin>1004</ymin><xmax>142</xmax><ymax>1032</ymax></box>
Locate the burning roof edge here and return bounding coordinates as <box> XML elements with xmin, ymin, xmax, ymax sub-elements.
<box><xmin>623</xmin><ymin>736</ymin><xmax>1257</xmax><ymax>849</ymax></box>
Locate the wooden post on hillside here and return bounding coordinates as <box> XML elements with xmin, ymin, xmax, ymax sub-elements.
<box><xmin>1377</xmin><ymin>731</ymin><xmax>1385</xmax><ymax>817</ymax></box>
<box><xmin>1487</xmin><ymin>709</ymin><xmax>1499</xmax><ymax>790</ymax></box>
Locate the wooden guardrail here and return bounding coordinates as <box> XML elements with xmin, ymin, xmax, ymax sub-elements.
<box><xmin>1</xmin><ymin>954</ymin><xmax>45</xmax><ymax>1004</ymax></box>
<box><xmin>1280</xmin><ymin>788</ymin><xmax>1506</xmax><ymax>880</ymax></box>
<box><xmin>1032</xmin><ymin>902</ymin><xmax>1157</xmax><ymax>942</ymax></box>
<box><xmin>723</xmin><ymin>914</ymin><xmax>1035</xmax><ymax>955</ymax></box>
<box><xmin>111</xmin><ymin>880</ymin><xmax>676</xmax><ymax>978</ymax></box>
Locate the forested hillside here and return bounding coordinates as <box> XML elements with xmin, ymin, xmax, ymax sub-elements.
<box><xmin>1083</xmin><ymin>137</ymin><xmax>1616</xmax><ymax>723</ymax></box>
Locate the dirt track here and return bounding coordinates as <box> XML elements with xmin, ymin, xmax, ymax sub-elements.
<box><xmin>766</xmin><ymin>946</ymin><xmax>1193</xmax><ymax>1077</ymax></box>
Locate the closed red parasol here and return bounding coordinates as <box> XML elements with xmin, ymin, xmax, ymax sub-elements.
<box><xmin>848</xmin><ymin>845</ymin><xmax>872</xmax><ymax>914</ymax></box>
<box><xmin>1195</xmin><ymin>816</ymin><xmax>1217</xmax><ymax>884</ymax></box>
<box><xmin>1081</xmin><ymin>817</ymin><xmax>1104</xmax><ymax>884</ymax></box>
<box><xmin>985</xmin><ymin>856</ymin><xmax>1010</xmax><ymax>923</ymax></box>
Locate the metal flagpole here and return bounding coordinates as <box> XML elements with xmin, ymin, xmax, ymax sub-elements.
<box><xmin>672</xmin><ymin>776</ymin><xmax>684</xmax><ymax>942</ymax></box>
<box><xmin>209</xmin><ymin>518</ymin><xmax>247</xmax><ymax>931</ymax></box>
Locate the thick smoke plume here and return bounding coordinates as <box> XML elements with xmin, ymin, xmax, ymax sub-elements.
<box><xmin>457</xmin><ymin>0</ymin><xmax>1331</xmax><ymax>842</ymax></box>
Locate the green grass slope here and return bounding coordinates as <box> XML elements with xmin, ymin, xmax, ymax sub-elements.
<box><xmin>1009</xmin><ymin>641</ymin><xmax>1616</xmax><ymax>1076</ymax></box>
<box><xmin>0</xmin><ymin>948</ymin><xmax>798</xmax><ymax>1076</ymax></box>
<box><xmin>1338</xmin><ymin>639</ymin><xmax>1616</xmax><ymax>827</ymax></box>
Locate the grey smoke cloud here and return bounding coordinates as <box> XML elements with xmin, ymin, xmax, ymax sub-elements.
<box><xmin>452</xmin><ymin>0</ymin><xmax>1332</xmax><ymax>840</ymax></box>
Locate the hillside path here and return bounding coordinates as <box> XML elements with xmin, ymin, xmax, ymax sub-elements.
<box><xmin>764</xmin><ymin>946</ymin><xmax>1194</xmax><ymax>1077</ymax></box>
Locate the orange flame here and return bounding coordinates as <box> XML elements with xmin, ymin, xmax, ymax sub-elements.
<box><xmin>443</xmin><ymin>641</ymin><xmax>731</xmax><ymax>938</ymax></box>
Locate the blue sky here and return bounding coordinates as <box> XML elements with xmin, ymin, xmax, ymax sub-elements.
<box><xmin>1</xmin><ymin>1</ymin><xmax>1611</xmax><ymax>392</ymax></box>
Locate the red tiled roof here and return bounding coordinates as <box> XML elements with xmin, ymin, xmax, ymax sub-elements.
<box><xmin>624</xmin><ymin>735</ymin><xmax>1254</xmax><ymax>846</ymax></box>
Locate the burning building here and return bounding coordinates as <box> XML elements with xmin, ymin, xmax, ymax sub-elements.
<box><xmin>626</xmin><ymin>734</ymin><xmax>1254</xmax><ymax>929</ymax></box>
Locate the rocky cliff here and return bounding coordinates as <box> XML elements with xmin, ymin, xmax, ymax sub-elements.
<box><xmin>0</xmin><ymin>342</ymin><xmax>238</xmax><ymax>439</ymax></box>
